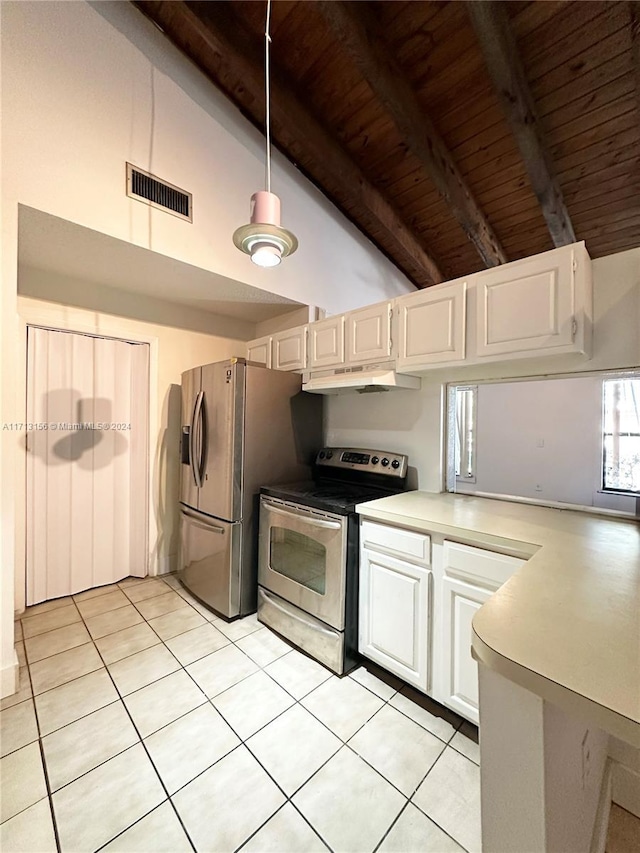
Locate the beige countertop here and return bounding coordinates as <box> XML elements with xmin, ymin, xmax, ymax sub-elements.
<box><xmin>356</xmin><ymin>491</ymin><xmax>640</xmax><ymax>746</ymax></box>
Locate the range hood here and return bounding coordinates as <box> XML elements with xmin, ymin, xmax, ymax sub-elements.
<box><xmin>302</xmin><ymin>363</ymin><xmax>421</xmax><ymax>395</ymax></box>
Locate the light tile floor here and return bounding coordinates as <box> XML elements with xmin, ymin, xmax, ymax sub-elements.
<box><xmin>606</xmin><ymin>804</ymin><xmax>640</xmax><ymax>853</ymax></box>
<box><xmin>2</xmin><ymin>575</ymin><xmax>481</xmax><ymax>853</ymax></box>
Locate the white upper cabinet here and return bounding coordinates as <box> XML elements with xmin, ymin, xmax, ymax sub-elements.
<box><xmin>246</xmin><ymin>335</ymin><xmax>272</xmax><ymax>368</ymax></box>
<box><xmin>345</xmin><ymin>302</ymin><xmax>393</xmax><ymax>365</ymax></box>
<box><xmin>250</xmin><ymin>241</ymin><xmax>592</xmax><ymax>378</ymax></box>
<box><xmin>246</xmin><ymin>326</ymin><xmax>307</xmax><ymax>371</ymax></box>
<box><xmin>272</xmin><ymin>326</ymin><xmax>307</xmax><ymax>371</ymax></box>
<box><xmin>475</xmin><ymin>242</ymin><xmax>592</xmax><ymax>360</ymax></box>
<box><xmin>308</xmin><ymin>315</ymin><xmax>345</xmax><ymax>369</ymax></box>
<box><xmin>395</xmin><ymin>279</ymin><xmax>467</xmax><ymax>370</ymax></box>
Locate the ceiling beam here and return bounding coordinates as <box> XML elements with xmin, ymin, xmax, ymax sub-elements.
<box><xmin>316</xmin><ymin>0</ymin><xmax>508</xmax><ymax>269</ymax></box>
<box><xmin>132</xmin><ymin>1</ymin><xmax>443</xmax><ymax>288</ymax></box>
<box><xmin>467</xmin><ymin>1</ymin><xmax>577</xmax><ymax>248</ymax></box>
<box><xmin>631</xmin><ymin>2</ymin><xmax>640</xmax><ymax>121</ymax></box>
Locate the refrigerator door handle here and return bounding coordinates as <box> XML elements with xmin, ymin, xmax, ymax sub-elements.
<box><xmin>181</xmin><ymin>508</ymin><xmax>225</xmax><ymax>535</ymax></box>
<box><xmin>190</xmin><ymin>391</ymin><xmax>204</xmax><ymax>487</ymax></box>
<box><xmin>196</xmin><ymin>391</ymin><xmax>207</xmax><ymax>487</ymax></box>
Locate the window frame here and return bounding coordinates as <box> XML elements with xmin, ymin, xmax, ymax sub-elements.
<box><xmin>446</xmin><ymin>384</ymin><xmax>478</xmax><ymax>489</ymax></box>
<box><xmin>601</xmin><ymin>376</ymin><xmax>640</xmax><ymax>497</ymax></box>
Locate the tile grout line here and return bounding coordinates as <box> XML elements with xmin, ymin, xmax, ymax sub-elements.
<box><xmin>82</xmin><ymin>577</ymin><xmax>343</xmax><ymax>853</ymax></box>
<box><xmin>10</xmin><ymin>579</ymin><xmax>216</xmax><ymax>847</ymax></box>
<box><xmin>119</xmin><ymin>581</ymin><xmax>370</xmax><ymax>852</ymax></box>
<box><xmin>11</xmin><ymin>575</ymin><xmax>478</xmax><ymax>852</ymax></box>
<box><xmin>71</xmin><ymin>588</ymin><xmax>200</xmax><ymax>853</ymax></box>
<box><xmin>20</xmin><ymin>599</ymin><xmax>85</xmax><ymax>853</ymax></box>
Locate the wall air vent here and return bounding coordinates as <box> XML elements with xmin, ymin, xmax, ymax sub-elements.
<box><xmin>126</xmin><ymin>163</ymin><xmax>192</xmax><ymax>222</ymax></box>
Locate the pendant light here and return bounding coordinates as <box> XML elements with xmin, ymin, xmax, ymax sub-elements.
<box><xmin>233</xmin><ymin>0</ymin><xmax>298</xmax><ymax>267</ymax></box>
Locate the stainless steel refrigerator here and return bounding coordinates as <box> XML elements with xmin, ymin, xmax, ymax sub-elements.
<box><xmin>179</xmin><ymin>358</ymin><xmax>321</xmax><ymax>619</ymax></box>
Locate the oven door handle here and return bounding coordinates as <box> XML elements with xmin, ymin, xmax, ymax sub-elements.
<box><xmin>262</xmin><ymin>500</ymin><xmax>343</xmax><ymax>531</ymax></box>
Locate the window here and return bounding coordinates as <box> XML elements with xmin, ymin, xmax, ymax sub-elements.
<box><xmin>602</xmin><ymin>378</ymin><xmax>640</xmax><ymax>495</ymax></box>
<box><xmin>453</xmin><ymin>385</ymin><xmax>477</xmax><ymax>481</ymax></box>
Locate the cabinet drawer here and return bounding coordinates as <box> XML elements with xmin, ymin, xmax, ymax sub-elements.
<box><xmin>361</xmin><ymin>520</ymin><xmax>430</xmax><ymax>566</ymax></box>
<box><xmin>443</xmin><ymin>540</ymin><xmax>525</xmax><ymax>588</ymax></box>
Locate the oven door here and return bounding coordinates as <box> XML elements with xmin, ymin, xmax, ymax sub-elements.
<box><xmin>259</xmin><ymin>496</ymin><xmax>348</xmax><ymax>631</ymax></box>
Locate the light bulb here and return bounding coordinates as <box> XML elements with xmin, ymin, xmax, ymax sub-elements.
<box><xmin>251</xmin><ymin>243</ymin><xmax>282</xmax><ymax>267</ymax></box>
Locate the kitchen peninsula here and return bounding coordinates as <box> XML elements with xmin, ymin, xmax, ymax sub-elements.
<box><xmin>356</xmin><ymin>491</ymin><xmax>640</xmax><ymax>851</ymax></box>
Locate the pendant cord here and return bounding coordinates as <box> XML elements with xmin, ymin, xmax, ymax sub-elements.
<box><xmin>264</xmin><ymin>0</ymin><xmax>272</xmax><ymax>194</ymax></box>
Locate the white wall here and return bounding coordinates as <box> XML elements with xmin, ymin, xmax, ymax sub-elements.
<box><xmin>327</xmin><ymin>248</ymin><xmax>640</xmax><ymax>494</ymax></box>
<box><xmin>0</xmin><ymin>0</ymin><xmax>413</xmax><ymax>695</ymax></box>
<box><xmin>2</xmin><ymin>0</ymin><xmax>412</xmax><ymax>313</ymax></box>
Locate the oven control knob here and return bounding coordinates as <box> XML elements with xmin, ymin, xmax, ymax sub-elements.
<box><xmin>319</xmin><ymin>451</ymin><xmax>326</xmax><ymax>459</ymax></box>
<box><xmin>371</xmin><ymin>456</ymin><xmax>379</xmax><ymax>465</ymax></box>
<box><xmin>391</xmin><ymin>459</ymin><xmax>400</xmax><ymax>469</ymax></box>
<box><xmin>326</xmin><ymin>450</ymin><xmax>333</xmax><ymax>459</ymax></box>
<box><xmin>381</xmin><ymin>457</ymin><xmax>390</xmax><ymax>467</ymax></box>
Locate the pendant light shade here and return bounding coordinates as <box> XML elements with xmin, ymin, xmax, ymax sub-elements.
<box><xmin>233</xmin><ymin>1</ymin><xmax>298</xmax><ymax>267</ymax></box>
<box><xmin>233</xmin><ymin>190</ymin><xmax>298</xmax><ymax>267</ymax></box>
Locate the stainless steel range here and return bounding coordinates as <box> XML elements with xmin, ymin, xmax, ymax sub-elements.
<box><xmin>257</xmin><ymin>447</ymin><xmax>409</xmax><ymax>674</ymax></box>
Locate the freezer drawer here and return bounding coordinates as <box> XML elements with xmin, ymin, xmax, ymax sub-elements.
<box><xmin>179</xmin><ymin>508</ymin><xmax>243</xmax><ymax>618</ymax></box>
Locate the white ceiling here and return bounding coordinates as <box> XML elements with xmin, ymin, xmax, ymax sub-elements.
<box><xmin>17</xmin><ymin>206</ymin><xmax>302</xmax><ymax>323</ymax></box>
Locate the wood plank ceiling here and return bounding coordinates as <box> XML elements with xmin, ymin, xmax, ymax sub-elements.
<box><xmin>134</xmin><ymin>0</ymin><xmax>639</xmax><ymax>289</ymax></box>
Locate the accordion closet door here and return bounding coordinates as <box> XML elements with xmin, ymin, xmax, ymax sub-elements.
<box><xmin>26</xmin><ymin>326</ymin><xmax>149</xmax><ymax>604</ymax></box>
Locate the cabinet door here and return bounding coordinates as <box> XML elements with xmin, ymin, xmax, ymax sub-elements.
<box><xmin>246</xmin><ymin>336</ymin><xmax>271</xmax><ymax>368</ymax></box>
<box><xmin>476</xmin><ymin>244</ymin><xmax>576</xmax><ymax>358</ymax></box>
<box><xmin>396</xmin><ymin>280</ymin><xmax>466</xmax><ymax>370</ymax></box>
<box><xmin>441</xmin><ymin>576</ymin><xmax>489</xmax><ymax>724</ymax></box>
<box><xmin>308</xmin><ymin>315</ymin><xmax>345</xmax><ymax>369</ymax></box>
<box><xmin>346</xmin><ymin>302</ymin><xmax>392</xmax><ymax>365</ymax></box>
<box><xmin>359</xmin><ymin>549</ymin><xmax>430</xmax><ymax>691</ymax></box>
<box><xmin>272</xmin><ymin>326</ymin><xmax>307</xmax><ymax>371</ymax></box>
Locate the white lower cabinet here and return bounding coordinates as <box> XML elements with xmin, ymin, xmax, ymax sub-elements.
<box><xmin>435</xmin><ymin>540</ymin><xmax>526</xmax><ymax>724</ymax></box>
<box><xmin>359</xmin><ymin>548</ymin><xmax>430</xmax><ymax>691</ymax></box>
<box><xmin>440</xmin><ymin>576</ymin><xmax>489</xmax><ymax>724</ymax></box>
<box><xmin>358</xmin><ymin>517</ymin><xmax>526</xmax><ymax>724</ymax></box>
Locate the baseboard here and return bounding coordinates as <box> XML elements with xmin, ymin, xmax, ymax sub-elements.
<box><xmin>1</xmin><ymin>649</ymin><xmax>19</xmax><ymax>699</ymax></box>
<box><xmin>590</xmin><ymin>758</ymin><xmax>613</xmax><ymax>853</ymax></box>
<box><xmin>612</xmin><ymin>759</ymin><xmax>640</xmax><ymax>819</ymax></box>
